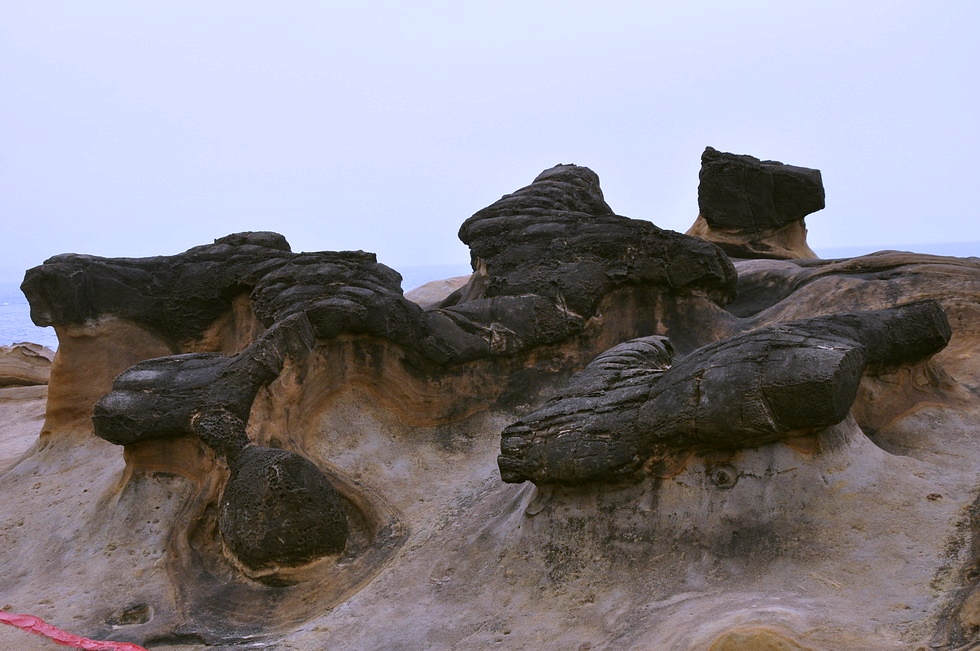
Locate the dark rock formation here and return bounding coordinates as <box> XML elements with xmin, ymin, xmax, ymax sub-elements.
<box><xmin>23</xmin><ymin>165</ymin><xmax>739</xmax><ymax>574</ymax></box>
<box><xmin>8</xmin><ymin>153</ymin><xmax>980</xmax><ymax>649</ymax></box>
<box><xmin>220</xmin><ymin>446</ymin><xmax>348</xmax><ymax>570</ymax></box>
<box><xmin>28</xmin><ymin>235</ymin><xmax>422</xmax><ymax>571</ymax></box>
<box><xmin>456</xmin><ymin>164</ymin><xmax>738</xmax><ymax>316</ymax></box>
<box><xmin>91</xmin><ymin>309</ymin><xmax>349</xmax><ymax>564</ymax></box>
<box><xmin>499</xmin><ymin>301</ymin><xmax>951</xmax><ymax>485</ymax></box>
<box><xmin>21</xmin><ymin>232</ymin><xmax>421</xmax><ymax>349</ymax></box>
<box><xmin>92</xmin><ymin>312</ymin><xmax>315</xmax><ymax>449</ymax></box>
<box><xmin>687</xmin><ymin>147</ymin><xmax>825</xmax><ymax>259</ymax></box>
<box><xmin>698</xmin><ymin>146</ymin><xmax>825</xmax><ymax>230</ymax></box>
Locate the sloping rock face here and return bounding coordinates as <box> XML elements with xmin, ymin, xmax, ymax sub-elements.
<box><xmin>0</xmin><ymin>343</ymin><xmax>53</xmax><ymax>472</ymax></box>
<box><xmin>2</xmin><ymin>158</ymin><xmax>980</xmax><ymax>650</ymax></box>
<box><xmin>687</xmin><ymin>146</ymin><xmax>825</xmax><ymax>259</ymax></box>
<box><xmin>404</xmin><ymin>274</ymin><xmax>471</xmax><ymax>310</ymax></box>
<box><xmin>0</xmin><ymin>342</ymin><xmax>53</xmax><ymax>387</ymax></box>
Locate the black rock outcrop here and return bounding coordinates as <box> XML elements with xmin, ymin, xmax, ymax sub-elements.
<box><xmin>22</xmin><ymin>158</ymin><xmax>946</xmax><ymax>576</ymax></box>
<box><xmin>688</xmin><ymin>147</ymin><xmax>826</xmax><ymax>259</ymax></box>
<box><xmin>698</xmin><ymin>146</ymin><xmax>825</xmax><ymax>231</ymax></box>
<box><xmin>92</xmin><ymin>312</ymin><xmax>315</xmax><ymax>451</ymax></box>
<box><xmin>456</xmin><ymin>164</ymin><xmax>738</xmax><ymax>316</ymax></box>
<box><xmin>499</xmin><ymin>301</ymin><xmax>951</xmax><ymax>485</ymax></box>
<box><xmin>20</xmin><ymin>165</ymin><xmax>743</xmax><ymax>573</ymax></box>
<box><xmin>22</xmin><ymin>232</ymin><xmax>422</xmax><ymax>349</ymax></box>
<box><xmin>8</xmin><ymin>151</ymin><xmax>980</xmax><ymax>649</ymax></box>
<box><xmin>220</xmin><ymin>446</ymin><xmax>349</xmax><ymax>570</ymax></box>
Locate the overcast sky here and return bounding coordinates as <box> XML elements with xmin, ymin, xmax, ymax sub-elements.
<box><xmin>2</xmin><ymin>1</ymin><xmax>977</xmax><ymax>281</ymax></box>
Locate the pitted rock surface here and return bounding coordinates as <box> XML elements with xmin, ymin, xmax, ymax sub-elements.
<box><xmin>21</xmin><ymin>232</ymin><xmax>422</xmax><ymax>349</ymax></box>
<box><xmin>457</xmin><ymin>163</ymin><xmax>738</xmax><ymax>316</ymax></box>
<box><xmin>499</xmin><ymin>301</ymin><xmax>951</xmax><ymax>485</ymax></box>
<box><xmin>220</xmin><ymin>446</ymin><xmax>349</xmax><ymax>570</ymax></box>
<box><xmin>29</xmin><ymin>166</ymin><xmax>745</xmax><ymax>576</ymax></box>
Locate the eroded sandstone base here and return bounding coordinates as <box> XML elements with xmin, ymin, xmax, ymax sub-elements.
<box><xmin>3</xmin><ymin>155</ymin><xmax>980</xmax><ymax>649</ymax></box>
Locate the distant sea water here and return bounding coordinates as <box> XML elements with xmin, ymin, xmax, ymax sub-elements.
<box><xmin>3</xmin><ymin>245</ymin><xmax>978</xmax><ymax>350</ymax></box>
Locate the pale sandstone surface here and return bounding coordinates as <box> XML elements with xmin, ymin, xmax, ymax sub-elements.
<box><xmin>404</xmin><ymin>274</ymin><xmax>472</xmax><ymax>309</ymax></box>
<box><xmin>2</xmin><ymin>158</ymin><xmax>980</xmax><ymax>650</ymax></box>
<box><xmin>0</xmin><ymin>385</ymin><xmax>46</xmax><ymax>472</ymax></box>
<box><xmin>0</xmin><ymin>342</ymin><xmax>54</xmax><ymax>387</ymax></box>
<box><xmin>686</xmin><ymin>214</ymin><xmax>818</xmax><ymax>261</ymax></box>
<box><xmin>0</xmin><ymin>626</ymin><xmax>65</xmax><ymax>650</ymax></box>
<box><xmin>0</xmin><ymin>344</ymin><xmax>51</xmax><ymax>471</ymax></box>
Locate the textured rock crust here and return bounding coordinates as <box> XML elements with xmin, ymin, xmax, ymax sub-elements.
<box><xmin>220</xmin><ymin>446</ymin><xmax>348</xmax><ymax>570</ymax></box>
<box><xmin>698</xmin><ymin>146</ymin><xmax>825</xmax><ymax>231</ymax></box>
<box><xmin>499</xmin><ymin>301</ymin><xmax>951</xmax><ymax>485</ymax></box>
<box><xmin>456</xmin><ymin>163</ymin><xmax>738</xmax><ymax>315</ymax></box>
<box><xmin>690</xmin><ymin>146</ymin><xmax>825</xmax><ymax>259</ymax></box>
<box><xmin>3</xmin><ymin>155</ymin><xmax>980</xmax><ymax>649</ymax></box>
<box><xmin>22</xmin><ymin>170</ymin><xmax>740</xmax><ymax>578</ymax></box>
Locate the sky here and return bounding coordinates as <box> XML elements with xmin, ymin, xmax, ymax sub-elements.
<box><xmin>2</xmin><ymin>1</ymin><xmax>978</xmax><ymax>282</ymax></box>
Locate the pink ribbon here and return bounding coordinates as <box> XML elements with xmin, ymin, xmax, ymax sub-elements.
<box><xmin>0</xmin><ymin>610</ymin><xmax>148</xmax><ymax>651</ymax></box>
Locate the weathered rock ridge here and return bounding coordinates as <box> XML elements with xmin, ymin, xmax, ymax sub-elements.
<box><xmin>0</xmin><ymin>343</ymin><xmax>52</xmax><ymax>474</ymax></box>
<box><xmin>455</xmin><ymin>164</ymin><xmax>737</xmax><ymax>316</ymax></box>
<box><xmin>2</xmin><ymin>152</ymin><xmax>980</xmax><ymax>650</ymax></box>
<box><xmin>499</xmin><ymin>300</ymin><xmax>952</xmax><ymax>485</ymax></box>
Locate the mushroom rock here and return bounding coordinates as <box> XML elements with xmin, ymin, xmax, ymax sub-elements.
<box><xmin>687</xmin><ymin>146</ymin><xmax>825</xmax><ymax>259</ymax></box>
<box><xmin>91</xmin><ymin>310</ymin><xmax>350</xmax><ymax>570</ymax></box>
<box><xmin>3</xmin><ymin>159</ymin><xmax>980</xmax><ymax>649</ymax></box>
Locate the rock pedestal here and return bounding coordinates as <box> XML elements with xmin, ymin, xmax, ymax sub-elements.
<box><xmin>688</xmin><ymin>146</ymin><xmax>825</xmax><ymax>259</ymax></box>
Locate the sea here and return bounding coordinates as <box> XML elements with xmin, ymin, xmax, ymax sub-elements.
<box><xmin>3</xmin><ymin>243</ymin><xmax>978</xmax><ymax>350</ymax></box>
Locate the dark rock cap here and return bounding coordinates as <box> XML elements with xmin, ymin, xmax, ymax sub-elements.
<box><xmin>458</xmin><ymin>164</ymin><xmax>738</xmax><ymax>315</ymax></box>
<box><xmin>213</xmin><ymin>231</ymin><xmax>292</xmax><ymax>251</ymax></box>
<box><xmin>698</xmin><ymin>146</ymin><xmax>825</xmax><ymax>231</ymax></box>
